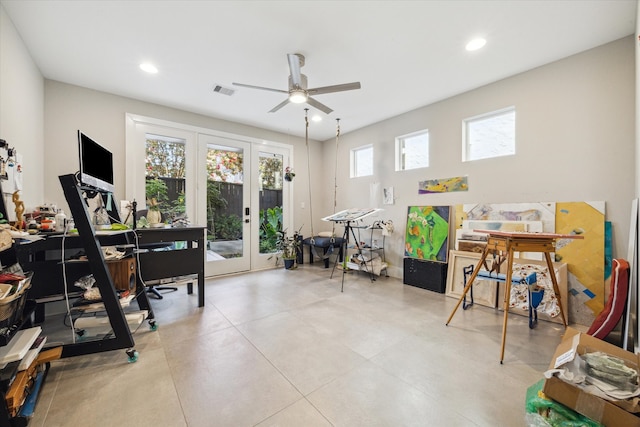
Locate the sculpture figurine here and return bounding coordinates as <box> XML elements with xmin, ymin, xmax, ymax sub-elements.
<box><xmin>12</xmin><ymin>191</ymin><xmax>25</xmax><ymax>230</ymax></box>
<box><xmin>146</xmin><ymin>198</ymin><xmax>162</xmax><ymax>226</ymax></box>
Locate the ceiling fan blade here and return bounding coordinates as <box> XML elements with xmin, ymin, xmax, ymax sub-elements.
<box><xmin>306</xmin><ymin>97</ymin><xmax>333</xmax><ymax>115</ymax></box>
<box><xmin>232</xmin><ymin>82</ymin><xmax>288</xmax><ymax>94</ymax></box>
<box><xmin>308</xmin><ymin>82</ymin><xmax>361</xmax><ymax>96</ymax></box>
<box><xmin>287</xmin><ymin>53</ymin><xmax>303</xmax><ymax>88</ymax></box>
<box><xmin>268</xmin><ymin>98</ymin><xmax>291</xmax><ymax>113</ymax></box>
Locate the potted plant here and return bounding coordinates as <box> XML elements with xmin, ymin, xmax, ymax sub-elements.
<box><xmin>276</xmin><ymin>228</ymin><xmax>301</xmax><ymax>269</ymax></box>
<box><xmin>284</xmin><ymin>166</ymin><xmax>295</xmax><ymax>182</ymax></box>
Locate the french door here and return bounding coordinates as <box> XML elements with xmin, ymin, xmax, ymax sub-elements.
<box><xmin>197</xmin><ymin>135</ymin><xmax>292</xmax><ymax>276</ymax></box>
<box><xmin>126</xmin><ymin>114</ymin><xmax>291</xmax><ymax>277</ymax></box>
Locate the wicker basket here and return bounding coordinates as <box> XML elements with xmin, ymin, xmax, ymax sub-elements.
<box><xmin>0</xmin><ymin>272</ymin><xmax>33</xmax><ymax>329</ymax></box>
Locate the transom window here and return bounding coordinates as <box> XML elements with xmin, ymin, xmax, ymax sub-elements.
<box><xmin>463</xmin><ymin>107</ymin><xmax>516</xmax><ymax>161</ymax></box>
<box><xmin>396</xmin><ymin>130</ymin><xmax>429</xmax><ymax>171</ymax></box>
<box><xmin>351</xmin><ymin>145</ymin><xmax>373</xmax><ymax>178</ymax></box>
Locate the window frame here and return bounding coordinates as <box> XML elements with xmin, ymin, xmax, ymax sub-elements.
<box><xmin>350</xmin><ymin>144</ymin><xmax>374</xmax><ymax>178</ymax></box>
<box><xmin>462</xmin><ymin>106</ymin><xmax>516</xmax><ymax>162</ymax></box>
<box><xmin>395</xmin><ymin>129</ymin><xmax>429</xmax><ymax>171</ymax></box>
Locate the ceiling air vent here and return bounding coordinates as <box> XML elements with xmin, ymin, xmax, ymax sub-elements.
<box><xmin>213</xmin><ymin>85</ymin><xmax>235</xmax><ymax>96</ymax></box>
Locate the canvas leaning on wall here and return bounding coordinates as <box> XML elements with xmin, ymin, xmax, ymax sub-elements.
<box><xmin>404</xmin><ymin>206</ymin><xmax>451</xmax><ymax>263</ymax></box>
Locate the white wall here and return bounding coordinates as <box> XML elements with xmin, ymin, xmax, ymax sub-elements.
<box><xmin>1</xmin><ymin>1</ymin><xmax>636</xmax><ymax>282</ymax></box>
<box><xmin>636</xmin><ymin>0</ymin><xmax>639</xmax><ymax>199</ymax></box>
<box><xmin>43</xmin><ymin>81</ymin><xmax>322</xmax><ymax>239</ymax></box>
<box><xmin>323</xmin><ymin>36</ymin><xmax>635</xmax><ymax>278</ymax></box>
<box><xmin>0</xmin><ymin>4</ymin><xmax>44</xmax><ymax>213</ymax></box>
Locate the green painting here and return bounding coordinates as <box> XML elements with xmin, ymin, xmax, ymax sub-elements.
<box><xmin>405</xmin><ymin>206</ymin><xmax>451</xmax><ymax>262</ymax></box>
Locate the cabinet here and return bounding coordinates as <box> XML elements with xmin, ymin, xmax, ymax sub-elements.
<box><xmin>403</xmin><ymin>257</ymin><xmax>447</xmax><ymax>293</ymax></box>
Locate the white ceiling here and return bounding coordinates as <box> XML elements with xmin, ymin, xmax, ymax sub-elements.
<box><xmin>2</xmin><ymin>0</ymin><xmax>636</xmax><ymax>141</ymax></box>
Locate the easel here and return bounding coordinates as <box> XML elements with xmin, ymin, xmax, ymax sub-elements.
<box><xmin>329</xmin><ymin>220</ymin><xmax>371</xmax><ymax>292</ymax></box>
<box><xmin>323</xmin><ymin>208</ymin><xmax>382</xmax><ymax>292</ymax></box>
<box><xmin>445</xmin><ymin>230</ymin><xmax>583</xmax><ymax>363</ymax></box>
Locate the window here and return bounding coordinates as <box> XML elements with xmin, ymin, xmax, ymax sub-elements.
<box><xmin>145</xmin><ymin>133</ymin><xmax>187</xmax><ymax>221</ymax></box>
<box><xmin>351</xmin><ymin>145</ymin><xmax>373</xmax><ymax>177</ymax></box>
<box><xmin>463</xmin><ymin>107</ymin><xmax>516</xmax><ymax>161</ymax></box>
<box><xmin>396</xmin><ymin>130</ymin><xmax>429</xmax><ymax>171</ymax></box>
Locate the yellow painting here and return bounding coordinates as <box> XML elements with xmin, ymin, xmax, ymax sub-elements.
<box><xmin>419</xmin><ymin>176</ymin><xmax>468</xmax><ymax>194</ymax></box>
<box><xmin>555</xmin><ymin>202</ymin><xmax>605</xmax><ymax>324</ymax></box>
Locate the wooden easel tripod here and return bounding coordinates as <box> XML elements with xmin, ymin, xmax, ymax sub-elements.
<box><xmin>445</xmin><ymin>230</ymin><xmax>582</xmax><ymax>363</ymax></box>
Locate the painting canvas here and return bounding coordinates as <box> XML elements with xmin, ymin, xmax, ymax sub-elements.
<box><xmin>446</xmin><ymin>250</ymin><xmax>498</xmax><ymax>308</ymax></box>
<box><xmin>497</xmin><ymin>259</ymin><xmax>569</xmax><ymax>325</ymax></box>
<box><xmin>456</xmin><ymin>202</ymin><xmax>556</xmax><ymax>233</ymax></box>
<box><xmin>405</xmin><ymin>206</ymin><xmax>450</xmax><ymax>262</ymax></box>
<box><xmin>555</xmin><ymin>201</ymin><xmax>605</xmax><ymax>326</ymax></box>
<box><xmin>418</xmin><ymin>176</ymin><xmax>468</xmax><ymax>194</ymax></box>
<box><xmin>446</xmin><ymin>250</ymin><xmax>568</xmax><ymax>324</ymax></box>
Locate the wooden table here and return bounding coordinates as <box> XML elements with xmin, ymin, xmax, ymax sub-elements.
<box><xmin>445</xmin><ymin>230</ymin><xmax>584</xmax><ymax>363</ymax></box>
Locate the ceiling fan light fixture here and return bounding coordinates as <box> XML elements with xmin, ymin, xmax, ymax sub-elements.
<box><xmin>289</xmin><ymin>89</ymin><xmax>307</xmax><ymax>104</ymax></box>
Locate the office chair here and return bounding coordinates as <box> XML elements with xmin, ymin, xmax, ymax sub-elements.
<box><xmin>135</xmin><ymin>209</ymin><xmax>178</xmax><ymax>299</ymax></box>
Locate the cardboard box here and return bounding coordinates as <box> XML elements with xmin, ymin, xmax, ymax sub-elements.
<box><xmin>543</xmin><ymin>327</ymin><xmax>640</xmax><ymax>427</ymax></box>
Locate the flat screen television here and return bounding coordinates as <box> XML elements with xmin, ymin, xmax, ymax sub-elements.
<box><xmin>78</xmin><ymin>130</ymin><xmax>115</xmax><ymax>193</ymax></box>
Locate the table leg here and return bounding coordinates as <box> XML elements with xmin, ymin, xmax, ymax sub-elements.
<box><xmin>499</xmin><ymin>246</ymin><xmax>515</xmax><ymax>364</ymax></box>
<box><xmin>544</xmin><ymin>251</ymin><xmax>567</xmax><ymax>328</ymax></box>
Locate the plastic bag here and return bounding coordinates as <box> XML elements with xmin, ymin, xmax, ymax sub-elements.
<box><xmin>525</xmin><ymin>379</ymin><xmax>603</xmax><ymax>427</ymax></box>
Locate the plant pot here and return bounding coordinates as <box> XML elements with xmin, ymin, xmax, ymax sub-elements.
<box><xmin>147</xmin><ymin>209</ymin><xmax>162</xmax><ymax>226</ymax></box>
<box><xmin>283</xmin><ymin>258</ymin><xmax>296</xmax><ymax>270</ymax></box>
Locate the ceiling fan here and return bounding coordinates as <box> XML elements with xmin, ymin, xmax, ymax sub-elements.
<box><xmin>232</xmin><ymin>53</ymin><xmax>361</xmax><ymax>114</ymax></box>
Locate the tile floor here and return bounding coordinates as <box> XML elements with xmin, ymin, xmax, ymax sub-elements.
<box><xmin>28</xmin><ymin>264</ymin><xmax>568</xmax><ymax>427</ymax></box>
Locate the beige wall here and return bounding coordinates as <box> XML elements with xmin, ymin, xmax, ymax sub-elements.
<box><xmin>0</xmin><ymin>4</ymin><xmax>44</xmax><ymax>210</ymax></box>
<box><xmin>1</xmin><ymin>1</ymin><xmax>636</xmax><ymax>280</ymax></box>
<box><xmin>43</xmin><ymin>81</ymin><xmax>321</xmax><ymax>239</ymax></box>
<box><xmin>322</xmin><ymin>36</ymin><xmax>635</xmax><ymax>278</ymax></box>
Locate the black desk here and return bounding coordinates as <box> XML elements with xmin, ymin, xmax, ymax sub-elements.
<box><xmin>16</xmin><ymin>226</ymin><xmax>207</xmax><ymax>315</ymax></box>
<box><xmin>133</xmin><ymin>226</ymin><xmax>206</xmax><ymax>307</ymax></box>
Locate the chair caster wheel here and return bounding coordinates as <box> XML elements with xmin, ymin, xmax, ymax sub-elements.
<box><xmin>126</xmin><ymin>349</ymin><xmax>139</xmax><ymax>363</ymax></box>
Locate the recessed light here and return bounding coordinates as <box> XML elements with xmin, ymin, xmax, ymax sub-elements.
<box><xmin>465</xmin><ymin>37</ymin><xmax>486</xmax><ymax>51</ymax></box>
<box><xmin>311</xmin><ymin>115</ymin><xmax>322</xmax><ymax>122</ymax></box>
<box><xmin>140</xmin><ymin>63</ymin><xmax>158</xmax><ymax>74</ymax></box>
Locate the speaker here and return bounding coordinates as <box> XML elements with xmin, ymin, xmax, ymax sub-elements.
<box><xmin>107</xmin><ymin>258</ymin><xmax>137</xmax><ymax>292</ymax></box>
<box><xmin>403</xmin><ymin>257</ymin><xmax>447</xmax><ymax>293</ymax></box>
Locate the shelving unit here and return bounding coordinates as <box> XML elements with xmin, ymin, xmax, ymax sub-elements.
<box><xmin>344</xmin><ymin>222</ymin><xmax>388</xmax><ymax>279</ymax></box>
<box><xmin>0</xmin><ymin>182</ymin><xmax>47</xmax><ymax>426</ymax></box>
<box><xmin>58</xmin><ymin>173</ymin><xmax>155</xmax><ymax>360</ymax></box>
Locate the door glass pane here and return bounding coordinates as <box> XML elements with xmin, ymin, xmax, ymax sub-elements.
<box><xmin>258</xmin><ymin>152</ymin><xmax>283</xmax><ymax>254</ymax></box>
<box><xmin>206</xmin><ymin>144</ymin><xmax>244</xmax><ymax>260</ymax></box>
<box><xmin>144</xmin><ymin>134</ymin><xmax>186</xmax><ymax>225</ymax></box>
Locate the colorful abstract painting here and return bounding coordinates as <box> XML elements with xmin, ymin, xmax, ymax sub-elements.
<box><xmin>419</xmin><ymin>176</ymin><xmax>468</xmax><ymax>194</ymax></box>
<box><xmin>453</xmin><ymin>201</ymin><xmax>605</xmax><ymax>327</ymax></box>
<box><xmin>555</xmin><ymin>201</ymin><xmax>605</xmax><ymax>326</ymax></box>
<box><xmin>405</xmin><ymin>206</ymin><xmax>451</xmax><ymax>262</ymax></box>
